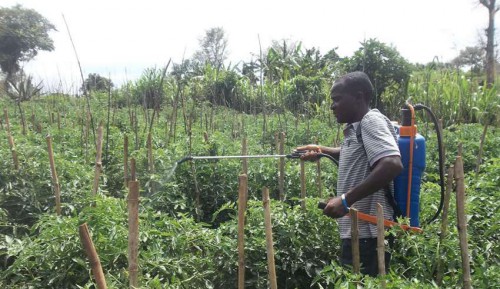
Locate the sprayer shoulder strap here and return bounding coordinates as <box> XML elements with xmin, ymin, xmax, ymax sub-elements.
<box><xmin>356</xmin><ymin>119</ymin><xmax>403</xmax><ymax>219</ymax></box>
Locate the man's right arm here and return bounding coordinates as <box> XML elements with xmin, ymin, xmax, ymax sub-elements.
<box><xmin>296</xmin><ymin>144</ymin><xmax>340</xmax><ymax>161</ymax></box>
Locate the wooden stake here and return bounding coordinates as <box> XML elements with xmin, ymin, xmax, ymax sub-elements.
<box><xmin>124</xmin><ymin>135</ymin><xmax>129</xmax><ymax>189</ymax></box>
<box><xmin>241</xmin><ymin>137</ymin><xmax>248</xmax><ymax>176</ymax></box>
<box><xmin>4</xmin><ymin>108</ymin><xmax>11</xmax><ymax>134</ymax></box>
<box><xmin>237</xmin><ymin>174</ymin><xmax>248</xmax><ymax>289</ymax></box>
<box><xmin>262</xmin><ymin>187</ymin><xmax>278</xmax><ymax>289</ymax></box>
<box><xmin>314</xmin><ymin>137</ymin><xmax>322</xmax><ymax>197</ymax></box>
<box><xmin>128</xmin><ymin>177</ymin><xmax>140</xmax><ymax>288</ymax></box>
<box><xmin>436</xmin><ymin>166</ymin><xmax>455</xmax><ymax>285</ymax></box>
<box><xmin>79</xmin><ymin>223</ymin><xmax>107</xmax><ymax>289</ymax></box>
<box><xmin>147</xmin><ymin>132</ymin><xmax>154</xmax><ymax>173</ymax></box>
<box><xmin>46</xmin><ymin>136</ymin><xmax>61</xmax><ymax>215</ymax></box>
<box><xmin>377</xmin><ymin>204</ymin><xmax>386</xmax><ymax>287</ymax></box>
<box><xmin>7</xmin><ymin>134</ymin><xmax>19</xmax><ymax>171</ymax></box>
<box><xmin>130</xmin><ymin>158</ymin><xmax>136</xmax><ymax>182</ymax></box>
<box><xmin>300</xmin><ymin>160</ymin><xmax>306</xmax><ymax>210</ymax></box>
<box><xmin>454</xmin><ymin>156</ymin><xmax>472</xmax><ymax>289</ymax></box>
<box><xmin>278</xmin><ymin>132</ymin><xmax>285</xmax><ymax>201</ymax></box>
<box><xmin>316</xmin><ymin>159</ymin><xmax>322</xmax><ymax>198</ymax></box>
<box><xmin>92</xmin><ymin>124</ymin><xmax>104</xmax><ymax>196</ymax></box>
<box><xmin>350</xmin><ymin>208</ymin><xmax>360</xmax><ymax>274</ymax></box>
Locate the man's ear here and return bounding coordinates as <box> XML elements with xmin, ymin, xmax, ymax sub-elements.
<box><xmin>354</xmin><ymin>91</ymin><xmax>364</xmax><ymax>102</ymax></box>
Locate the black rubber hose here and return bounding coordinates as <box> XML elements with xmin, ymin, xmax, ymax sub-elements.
<box><xmin>414</xmin><ymin>104</ymin><xmax>445</xmax><ymax>225</ymax></box>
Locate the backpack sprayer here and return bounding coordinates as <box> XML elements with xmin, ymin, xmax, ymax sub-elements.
<box><xmin>176</xmin><ymin>102</ymin><xmax>444</xmax><ymax>232</ymax></box>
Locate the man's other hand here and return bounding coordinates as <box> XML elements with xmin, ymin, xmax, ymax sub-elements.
<box><xmin>323</xmin><ymin>196</ymin><xmax>348</xmax><ymax>218</ymax></box>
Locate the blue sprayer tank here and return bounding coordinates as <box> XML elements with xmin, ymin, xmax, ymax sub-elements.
<box><xmin>393</xmin><ymin>108</ymin><xmax>426</xmax><ymax>227</ymax></box>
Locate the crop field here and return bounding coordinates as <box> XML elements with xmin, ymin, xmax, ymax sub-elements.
<box><xmin>0</xmin><ymin>67</ymin><xmax>499</xmax><ymax>289</ymax></box>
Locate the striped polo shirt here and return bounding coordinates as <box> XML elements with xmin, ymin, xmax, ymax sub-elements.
<box><xmin>337</xmin><ymin>109</ymin><xmax>400</xmax><ymax>239</ymax></box>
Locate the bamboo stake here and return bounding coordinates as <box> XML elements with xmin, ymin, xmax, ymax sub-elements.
<box><xmin>316</xmin><ymin>158</ymin><xmax>322</xmax><ymax>198</ymax></box>
<box><xmin>7</xmin><ymin>134</ymin><xmax>19</xmax><ymax>171</ymax></box>
<box><xmin>147</xmin><ymin>132</ymin><xmax>154</xmax><ymax>173</ymax></box>
<box><xmin>278</xmin><ymin>132</ymin><xmax>285</xmax><ymax>201</ymax></box>
<box><xmin>130</xmin><ymin>158</ymin><xmax>136</xmax><ymax>182</ymax></box>
<box><xmin>92</xmin><ymin>124</ymin><xmax>104</xmax><ymax>196</ymax></box>
<box><xmin>4</xmin><ymin>108</ymin><xmax>11</xmax><ymax>134</ymax></box>
<box><xmin>454</xmin><ymin>156</ymin><xmax>472</xmax><ymax>289</ymax></box>
<box><xmin>79</xmin><ymin>223</ymin><xmax>107</xmax><ymax>289</ymax></box>
<box><xmin>300</xmin><ymin>160</ymin><xmax>306</xmax><ymax>210</ymax></box>
<box><xmin>57</xmin><ymin>111</ymin><xmax>61</xmax><ymax>130</ymax></box>
<box><xmin>46</xmin><ymin>136</ymin><xmax>61</xmax><ymax>215</ymax></box>
<box><xmin>262</xmin><ymin>187</ymin><xmax>278</xmax><ymax>289</ymax></box>
<box><xmin>128</xmin><ymin>164</ymin><xmax>140</xmax><ymax>289</ymax></box>
<box><xmin>124</xmin><ymin>135</ymin><xmax>129</xmax><ymax>189</ymax></box>
<box><xmin>237</xmin><ymin>174</ymin><xmax>248</xmax><ymax>289</ymax></box>
<box><xmin>350</xmin><ymin>208</ymin><xmax>360</xmax><ymax>274</ymax></box>
<box><xmin>436</xmin><ymin>166</ymin><xmax>455</xmax><ymax>285</ymax></box>
<box><xmin>377</xmin><ymin>204</ymin><xmax>386</xmax><ymax>286</ymax></box>
<box><xmin>241</xmin><ymin>137</ymin><xmax>248</xmax><ymax>175</ymax></box>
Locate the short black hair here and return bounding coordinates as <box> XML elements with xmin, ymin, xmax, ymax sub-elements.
<box><xmin>330</xmin><ymin>71</ymin><xmax>374</xmax><ymax>103</ymax></box>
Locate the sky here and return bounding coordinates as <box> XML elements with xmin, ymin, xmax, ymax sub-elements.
<box><xmin>1</xmin><ymin>0</ymin><xmax>494</xmax><ymax>92</ymax></box>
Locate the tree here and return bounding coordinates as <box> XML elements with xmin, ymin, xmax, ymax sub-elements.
<box><xmin>0</xmin><ymin>5</ymin><xmax>56</xmax><ymax>81</ymax></box>
<box><xmin>451</xmin><ymin>46</ymin><xmax>485</xmax><ymax>76</ymax></box>
<box><xmin>344</xmin><ymin>38</ymin><xmax>411</xmax><ymax>115</ymax></box>
<box><xmin>479</xmin><ymin>0</ymin><xmax>498</xmax><ymax>87</ymax></box>
<box><xmin>193</xmin><ymin>27</ymin><xmax>228</xmax><ymax>70</ymax></box>
<box><xmin>81</xmin><ymin>73</ymin><xmax>114</xmax><ymax>94</ymax></box>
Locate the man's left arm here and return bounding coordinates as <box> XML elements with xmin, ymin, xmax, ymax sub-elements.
<box><xmin>323</xmin><ymin>155</ymin><xmax>403</xmax><ymax>218</ymax></box>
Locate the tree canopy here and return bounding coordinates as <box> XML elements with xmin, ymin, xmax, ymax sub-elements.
<box><xmin>0</xmin><ymin>5</ymin><xmax>56</xmax><ymax>79</ymax></box>
<box><xmin>81</xmin><ymin>73</ymin><xmax>114</xmax><ymax>94</ymax></box>
<box><xmin>192</xmin><ymin>27</ymin><xmax>228</xmax><ymax>70</ymax></box>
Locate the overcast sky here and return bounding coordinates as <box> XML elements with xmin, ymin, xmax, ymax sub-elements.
<box><xmin>2</xmin><ymin>0</ymin><xmax>493</xmax><ymax>91</ymax></box>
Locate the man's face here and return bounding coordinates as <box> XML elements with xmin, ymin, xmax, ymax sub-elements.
<box><xmin>330</xmin><ymin>87</ymin><xmax>357</xmax><ymax>124</ymax></box>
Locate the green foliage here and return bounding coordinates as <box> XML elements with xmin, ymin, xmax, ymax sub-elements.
<box><xmin>0</xmin><ymin>66</ymin><xmax>499</xmax><ymax>288</ymax></box>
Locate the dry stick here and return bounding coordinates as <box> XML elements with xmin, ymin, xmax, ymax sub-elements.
<box><xmin>237</xmin><ymin>174</ymin><xmax>248</xmax><ymax>289</ymax></box>
<box><xmin>57</xmin><ymin>111</ymin><xmax>61</xmax><ymax>130</ymax></box>
<box><xmin>62</xmin><ymin>13</ymin><xmax>95</xmax><ymax>144</ymax></box>
<box><xmin>128</xmin><ymin>166</ymin><xmax>140</xmax><ymax>289</ymax></box>
<box><xmin>92</xmin><ymin>124</ymin><xmax>104</xmax><ymax>196</ymax></box>
<box><xmin>79</xmin><ymin>223</ymin><xmax>107</xmax><ymax>289</ymax></box>
<box><xmin>278</xmin><ymin>132</ymin><xmax>285</xmax><ymax>201</ymax></box>
<box><xmin>4</xmin><ymin>108</ymin><xmax>11</xmax><ymax>134</ymax></box>
<box><xmin>316</xmin><ymin>158</ymin><xmax>322</xmax><ymax>198</ymax></box>
<box><xmin>262</xmin><ymin>187</ymin><xmax>278</xmax><ymax>289</ymax></box>
<box><xmin>350</xmin><ymin>208</ymin><xmax>360</xmax><ymax>274</ymax></box>
<box><xmin>7</xmin><ymin>134</ymin><xmax>19</xmax><ymax>171</ymax></box>
<box><xmin>46</xmin><ymin>136</ymin><xmax>61</xmax><ymax>215</ymax></box>
<box><xmin>147</xmin><ymin>132</ymin><xmax>154</xmax><ymax>173</ymax></box>
<box><xmin>436</xmin><ymin>166</ymin><xmax>455</xmax><ymax>285</ymax></box>
<box><xmin>124</xmin><ymin>135</ymin><xmax>129</xmax><ymax>189</ymax></box>
<box><xmin>376</xmin><ymin>204</ymin><xmax>386</xmax><ymax>287</ymax></box>
<box><xmin>300</xmin><ymin>160</ymin><xmax>306</xmax><ymax>210</ymax></box>
<box><xmin>241</xmin><ymin>137</ymin><xmax>248</xmax><ymax>175</ymax></box>
<box><xmin>130</xmin><ymin>158</ymin><xmax>136</xmax><ymax>183</ymax></box>
<box><xmin>454</xmin><ymin>156</ymin><xmax>472</xmax><ymax>289</ymax></box>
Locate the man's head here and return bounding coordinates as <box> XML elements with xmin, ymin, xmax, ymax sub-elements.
<box><xmin>330</xmin><ymin>71</ymin><xmax>374</xmax><ymax>123</ymax></box>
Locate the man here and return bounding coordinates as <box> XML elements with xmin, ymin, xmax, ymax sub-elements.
<box><xmin>297</xmin><ymin>71</ymin><xmax>403</xmax><ymax>276</ymax></box>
